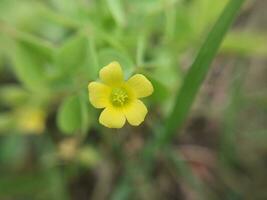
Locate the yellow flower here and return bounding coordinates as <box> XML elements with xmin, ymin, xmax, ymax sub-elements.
<box><xmin>88</xmin><ymin>61</ymin><xmax>153</xmax><ymax>128</ymax></box>
<box><xmin>17</xmin><ymin>108</ymin><xmax>45</xmax><ymax>134</ymax></box>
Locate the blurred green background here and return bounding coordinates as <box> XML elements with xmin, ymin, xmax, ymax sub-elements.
<box><xmin>0</xmin><ymin>0</ymin><xmax>267</xmax><ymax>199</ymax></box>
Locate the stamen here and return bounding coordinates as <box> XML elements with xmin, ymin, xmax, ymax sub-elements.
<box><xmin>110</xmin><ymin>88</ymin><xmax>129</xmax><ymax>107</ymax></box>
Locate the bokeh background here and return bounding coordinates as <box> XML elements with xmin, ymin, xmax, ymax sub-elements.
<box><xmin>0</xmin><ymin>0</ymin><xmax>266</xmax><ymax>199</ymax></box>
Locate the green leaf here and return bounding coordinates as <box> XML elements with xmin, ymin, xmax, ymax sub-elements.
<box><xmin>160</xmin><ymin>0</ymin><xmax>245</xmax><ymax>145</ymax></box>
<box><xmin>98</xmin><ymin>49</ymin><xmax>134</xmax><ymax>78</ymax></box>
<box><xmin>50</xmin><ymin>34</ymin><xmax>98</xmax><ymax>92</ymax></box>
<box><xmin>82</xmin><ymin>35</ymin><xmax>99</xmax><ymax>80</ymax></box>
<box><xmin>79</xmin><ymin>92</ymin><xmax>91</xmax><ymax>135</ymax></box>
<box><xmin>12</xmin><ymin>36</ymin><xmax>53</xmax><ymax>93</ymax></box>
<box><xmin>106</xmin><ymin>0</ymin><xmax>126</xmax><ymax>27</ymax></box>
<box><xmin>55</xmin><ymin>33</ymin><xmax>88</xmax><ymax>76</ymax></box>
<box><xmin>49</xmin><ymin>0</ymin><xmax>79</xmax><ymax>16</ymax></box>
<box><xmin>147</xmin><ymin>76</ymin><xmax>170</xmax><ymax>104</ymax></box>
<box><xmin>57</xmin><ymin>95</ymin><xmax>82</xmax><ymax>134</ymax></box>
<box><xmin>150</xmin><ymin>53</ymin><xmax>181</xmax><ymax>90</ymax></box>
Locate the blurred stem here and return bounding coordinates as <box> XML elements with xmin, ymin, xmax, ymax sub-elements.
<box><xmin>0</xmin><ymin>20</ymin><xmax>55</xmax><ymax>53</ymax></box>
<box><xmin>220</xmin><ymin>60</ymin><xmax>248</xmax><ymax>165</ymax></box>
<box><xmin>164</xmin><ymin>1</ymin><xmax>177</xmax><ymax>42</ymax></box>
<box><xmin>167</xmin><ymin>149</ymin><xmax>204</xmax><ymax>197</ymax></box>
<box><xmin>88</xmin><ymin>35</ymin><xmax>99</xmax><ymax>77</ymax></box>
<box><xmin>94</xmin><ymin>28</ymin><xmax>129</xmax><ymax>53</ymax></box>
<box><xmin>111</xmin><ymin>176</ymin><xmax>132</xmax><ymax>200</ymax></box>
<box><xmin>136</xmin><ymin>33</ymin><xmax>146</xmax><ymax>67</ymax></box>
<box><xmin>41</xmin><ymin>8</ymin><xmax>81</xmax><ymax>29</ymax></box>
<box><xmin>148</xmin><ymin>0</ymin><xmax>180</xmax><ymax>15</ymax></box>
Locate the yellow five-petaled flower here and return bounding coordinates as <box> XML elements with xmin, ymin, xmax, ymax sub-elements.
<box><xmin>88</xmin><ymin>61</ymin><xmax>154</xmax><ymax>128</ymax></box>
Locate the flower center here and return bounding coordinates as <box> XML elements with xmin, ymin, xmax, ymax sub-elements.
<box><xmin>110</xmin><ymin>87</ymin><xmax>129</xmax><ymax>107</ymax></box>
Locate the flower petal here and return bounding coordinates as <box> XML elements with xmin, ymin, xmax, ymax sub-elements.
<box><xmin>126</xmin><ymin>74</ymin><xmax>153</xmax><ymax>98</ymax></box>
<box><xmin>99</xmin><ymin>107</ymin><xmax>126</xmax><ymax>128</ymax></box>
<box><xmin>124</xmin><ymin>100</ymin><xmax>148</xmax><ymax>126</ymax></box>
<box><xmin>88</xmin><ymin>82</ymin><xmax>111</xmax><ymax>108</ymax></box>
<box><xmin>99</xmin><ymin>61</ymin><xmax>124</xmax><ymax>86</ymax></box>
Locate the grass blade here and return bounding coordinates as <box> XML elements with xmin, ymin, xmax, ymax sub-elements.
<box><xmin>160</xmin><ymin>0</ymin><xmax>245</xmax><ymax>145</ymax></box>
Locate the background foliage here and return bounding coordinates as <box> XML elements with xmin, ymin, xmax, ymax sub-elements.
<box><xmin>0</xmin><ymin>0</ymin><xmax>267</xmax><ymax>199</ymax></box>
